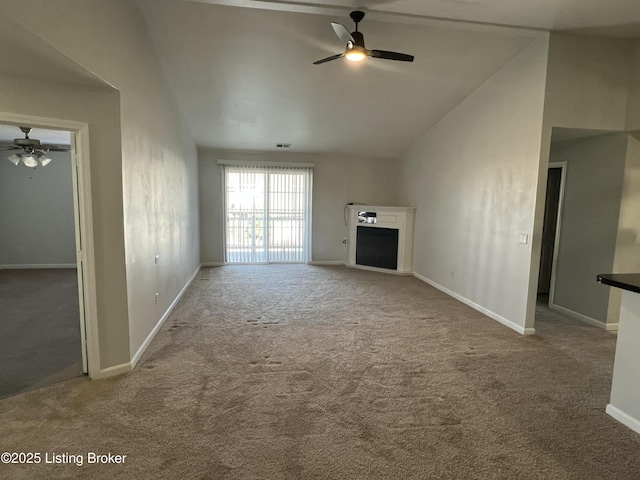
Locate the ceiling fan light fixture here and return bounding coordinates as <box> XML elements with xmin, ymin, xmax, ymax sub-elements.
<box><xmin>7</xmin><ymin>153</ymin><xmax>21</xmax><ymax>166</ymax></box>
<box><xmin>314</xmin><ymin>11</ymin><xmax>414</xmax><ymax>66</ymax></box>
<box><xmin>22</xmin><ymin>155</ymin><xmax>39</xmax><ymax>168</ymax></box>
<box><xmin>39</xmin><ymin>156</ymin><xmax>52</xmax><ymax>167</ymax></box>
<box><xmin>345</xmin><ymin>48</ymin><xmax>366</xmax><ymax>62</ymax></box>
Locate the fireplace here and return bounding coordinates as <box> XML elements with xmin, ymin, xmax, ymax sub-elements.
<box><xmin>356</xmin><ymin>226</ymin><xmax>399</xmax><ymax>270</ymax></box>
<box><xmin>346</xmin><ymin>205</ymin><xmax>415</xmax><ymax>274</ymax></box>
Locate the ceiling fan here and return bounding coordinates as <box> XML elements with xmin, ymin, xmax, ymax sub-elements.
<box><xmin>0</xmin><ymin>126</ymin><xmax>70</xmax><ymax>168</ymax></box>
<box><xmin>314</xmin><ymin>10</ymin><xmax>414</xmax><ymax>65</ymax></box>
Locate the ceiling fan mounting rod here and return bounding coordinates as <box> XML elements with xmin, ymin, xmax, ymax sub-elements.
<box><xmin>350</xmin><ymin>10</ymin><xmax>365</xmax><ymax>28</ymax></box>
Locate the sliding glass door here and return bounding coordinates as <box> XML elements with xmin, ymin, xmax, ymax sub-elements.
<box><xmin>223</xmin><ymin>164</ymin><xmax>312</xmax><ymax>263</ymax></box>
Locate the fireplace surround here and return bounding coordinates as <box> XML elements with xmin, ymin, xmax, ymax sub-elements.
<box><xmin>346</xmin><ymin>205</ymin><xmax>415</xmax><ymax>274</ymax></box>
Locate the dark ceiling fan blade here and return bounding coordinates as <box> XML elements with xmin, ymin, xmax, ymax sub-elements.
<box><xmin>371</xmin><ymin>50</ymin><xmax>414</xmax><ymax>62</ymax></box>
<box><xmin>331</xmin><ymin>22</ymin><xmax>354</xmax><ymax>45</ymax></box>
<box><xmin>313</xmin><ymin>53</ymin><xmax>344</xmax><ymax>65</ymax></box>
<box><xmin>0</xmin><ymin>145</ymin><xmax>20</xmax><ymax>150</ymax></box>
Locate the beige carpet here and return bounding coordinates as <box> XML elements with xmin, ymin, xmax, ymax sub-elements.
<box><xmin>1</xmin><ymin>265</ymin><xmax>639</xmax><ymax>479</ymax></box>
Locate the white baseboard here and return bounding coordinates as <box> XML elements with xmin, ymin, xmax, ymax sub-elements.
<box><xmin>200</xmin><ymin>261</ymin><xmax>225</xmax><ymax>267</ymax></box>
<box><xmin>130</xmin><ymin>265</ymin><xmax>201</xmax><ymax>369</ymax></box>
<box><xmin>92</xmin><ymin>362</ymin><xmax>132</xmax><ymax>380</ymax></box>
<box><xmin>309</xmin><ymin>260</ymin><xmax>345</xmax><ymax>266</ymax></box>
<box><xmin>413</xmin><ymin>272</ymin><xmax>535</xmax><ymax>335</ymax></box>
<box><xmin>606</xmin><ymin>404</ymin><xmax>640</xmax><ymax>435</ymax></box>
<box><xmin>0</xmin><ymin>263</ymin><xmax>76</xmax><ymax>270</ymax></box>
<box><xmin>548</xmin><ymin>302</ymin><xmax>617</xmax><ymax>331</ymax></box>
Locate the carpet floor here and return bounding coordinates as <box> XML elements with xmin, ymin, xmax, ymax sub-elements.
<box><xmin>0</xmin><ymin>269</ymin><xmax>83</xmax><ymax>399</ymax></box>
<box><xmin>1</xmin><ymin>265</ymin><xmax>639</xmax><ymax>479</ymax></box>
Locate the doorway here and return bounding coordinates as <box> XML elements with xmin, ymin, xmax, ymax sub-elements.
<box><xmin>538</xmin><ymin>163</ymin><xmax>565</xmax><ymax>305</ymax></box>
<box><xmin>0</xmin><ymin>114</ymin><xmax>96</xmax><ymax>395</ymax></box>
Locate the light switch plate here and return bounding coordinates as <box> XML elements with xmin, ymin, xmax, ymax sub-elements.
<box><xmin>518</xmin><ymin>233</ymin><xmax>529</xmax><ymax>245</ymax></box>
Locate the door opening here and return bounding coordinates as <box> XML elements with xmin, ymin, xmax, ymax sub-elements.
<box><xmin>538</xmin><ymin>163</ymin><xmax>565</xmax><ymax>303</ymax></box>
<box><xmin>0</xmin><ymin>113</ymin><xmax>96</xmax><ymax>395</ymax></box>
<box><xmin>222</xmin><ymin>162</ymin><xmax>313</xmax><ymax>264</ymax></box>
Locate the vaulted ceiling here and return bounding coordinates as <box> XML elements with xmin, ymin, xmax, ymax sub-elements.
<box><xmin>3</xmin><ymin>1</ymin><xmax>640</xmax><ymax>156</ymax></box>
<box><xmin>134</xmin><ymin>0</ymin><xmax>640</xmax><ymax>159</ymax></box>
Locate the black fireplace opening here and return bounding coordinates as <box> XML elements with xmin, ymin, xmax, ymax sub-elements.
<box><xmin>356</xmin><ymin>226</ymin><xmax>399</xmax><ymax>270</ymax></box>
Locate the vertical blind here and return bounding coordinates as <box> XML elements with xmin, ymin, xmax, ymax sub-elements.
<box><xmin>222</xmin><ymin>162</ymin><xmax>313</xmax><ymax>264</ymax></box>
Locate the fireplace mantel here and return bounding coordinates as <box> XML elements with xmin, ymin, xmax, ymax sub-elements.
<box><xmin>346</xmin><ymin>205</ymin><xmax>416</xmax><ymax>274</ymax></box>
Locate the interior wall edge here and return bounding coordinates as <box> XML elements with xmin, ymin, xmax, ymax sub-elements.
<box><xmin>548</xmin><ymin>302</ymin><xmax>617</xmax><ymax>331</ymax></box>
<box><xmin>413</xmin><ymin>271</ymin><xmax>535</xmax><ymax>336</ymax></box>
<box><xmin>129</xmin><ymin>265</ymin><xmax>201</xmax><ymax>369</ymax></box>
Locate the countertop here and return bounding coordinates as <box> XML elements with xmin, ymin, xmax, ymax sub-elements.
<box><xmin>597</xmin><ymin>273</ymin><xmax>640</xmax><ymax>294</ymax></box>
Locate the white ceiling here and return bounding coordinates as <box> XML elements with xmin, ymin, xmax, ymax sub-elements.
<box><xmin>187</xmin><ymin>0</ymin><xmax>640</xmax><ymax>34</ymax></box>
<box><xmin>135</xmin><ymin>0</ymin><xmax>640</xmax><ymax>159</ymax></box>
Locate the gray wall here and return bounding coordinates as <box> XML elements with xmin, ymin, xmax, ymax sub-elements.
<box><xmin>397</xmin><ymin>37</ymin><xmax>549</xmax><ymax>333</ymax></box>
<box><xmin>0</xmin><ymin>150</ymin><xmax>76</xmax><ymax>267</ymax></box>
<box><xmin>536</xmin><ymin>33</ymin><xmax>640</xmax><ymax>328</ymax></box>
<box><xmin>199</xmin><ymin>149</ymin><xmax>401</xmax><ymax>264</ymax></box>
<box><xmin>550</xmin><ymin>134</ymin><xmax>628</xmax><ymax>323</ymax></box>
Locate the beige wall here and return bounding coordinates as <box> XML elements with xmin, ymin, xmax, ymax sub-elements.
<box><xmin>626</xmin><ymin>40</ymin><xmax>640</xmax><ymax>130</ymax></box>
<box><xmin>2</xmin><ymin>0</ymin><xmax>200</xmax><ymax>369</ymax></box>
<box><xmin>0</xmin><ymin>72</ymin><xmax>130</xmax><ymax>369</ymax></box>
<box><xmin>543</xmin><ymin>33</ymin><xmax>633</xmax><ymax>132</ymax></box>
<box><xmin>199</xmin><ymin>149</ymin><xmax>401</xmax><ymax>264</ymax></box>
<box><xmin>397</xmin><ymin>37</ymin><xmax>549</xmax><ymax>333</ymax></box>
<box><xmin>609</xmin><ymin>134</ymin><xmax>640</xmax><ymax>322</ymax></box>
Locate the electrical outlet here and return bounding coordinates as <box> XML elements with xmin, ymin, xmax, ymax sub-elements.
<box><xmin>342</xmin><ymin>238</ymin><xmax>347</xmax><ymax>249</ymax></box>
<box><xmin>155</xmin><ymin>255</ymin><xmax>160</xmax><ymax>264</ymax></box>
<box><xmin>155</xmin><ymin>292</ymin><xmax>159</xmax><ymax>305</ymax></box>
<box><xmin>450</xmin><ymin>270</ymin><xmax>455</xmax><ymax>279</ymax></box>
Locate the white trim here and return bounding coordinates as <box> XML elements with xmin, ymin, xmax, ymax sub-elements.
<box><xmin>346</xmin><ymin>205</ymin><xmax>417</xmax><ymax>213</ymax></box>
<box><xmin>0</xmin><ymin>113</ymin><xmax>98</xmax><ymax>379</ymax></box>
<box><xmin>91</xmin><ymin>362</ymin><xmax>132</xmax><ymax>380</ymax></box>
<box><xmin>306</xmin><ymin>169</ymin><xmax>313</xmax><ymax>264</ymax></box>
<box><xmin>547</xmin><ymin>161</ymin><xmax>567</xmax><ymax>307</ymax></box>
<box><xmin>0</xmin><ymin>264</ymin><xmax>76</xmax><ymax>270</ymax></box>
<box><xmin>130</xmin><ymin>266</ymin><xmax>201</xmax><ymax>368</ymax></box>
<box><xmin>547</xmin><ymin>302</ymin><xmax>618</xmax><ymax>331</ymax></box>
<box><xmin>606</xmin><ymin>404</ymin><xmax>640</xmax><ymax>435</ymax></box>
<box><xmin>74</xmin><ymin>123</ymin><xmax>98</xmax><ymax>377</ymax></box>
<box><xmin>309</xmin><ymin>260</ymin><xmax>345</xmax><ymax>266</ymax></box>
<box><xmin>221</xmin><ymin>163</ymin><xmax>228</xmax><ymax>263</ymax></box>
<box><xmin>414</xmin><ymin>271</ymin><xmax>535</xmax><ymax>335</ymax></box>
<box><xmin>201</xmin><ymin>262</ymin><xmax>225</xmax><ymax>267</ymax></box>
<box><xmin>217</xmin><ymin>159</ymin><xmax>314</xmax><ymax>168</ymax></box>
